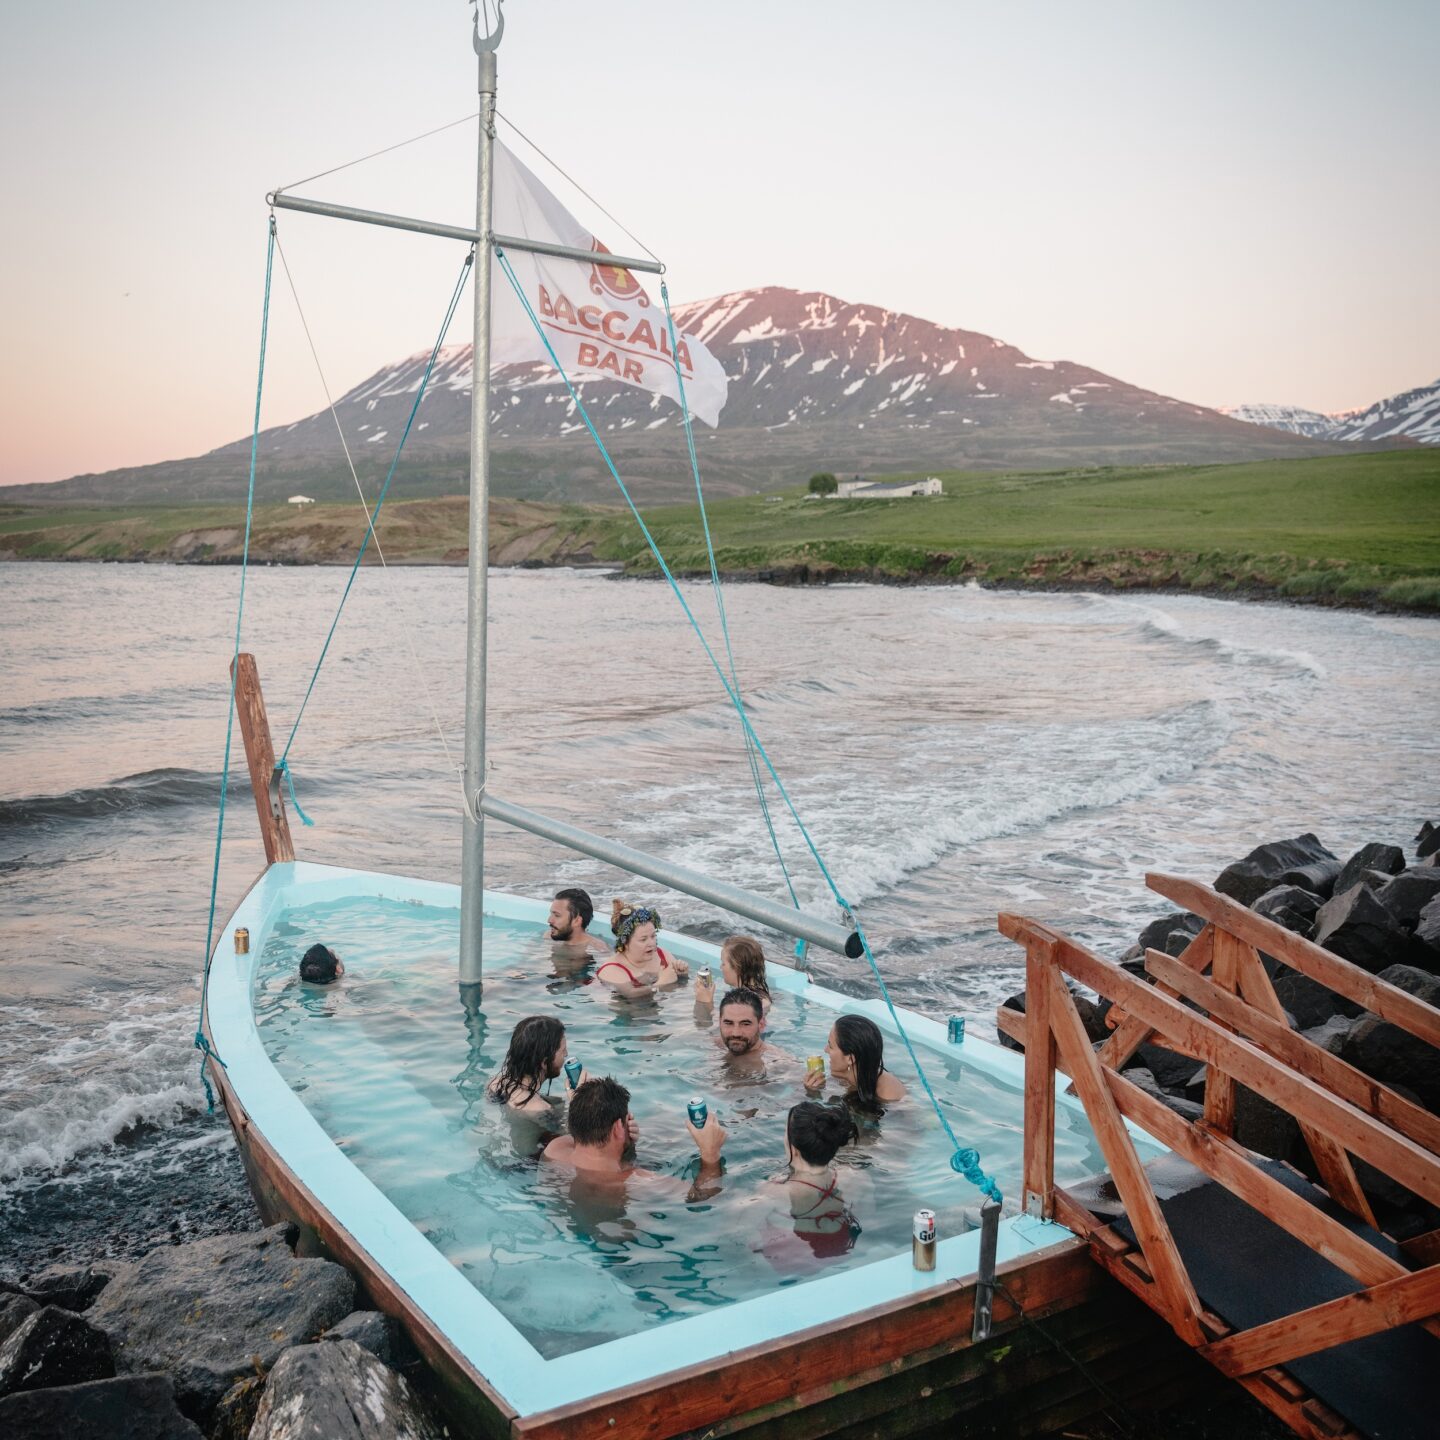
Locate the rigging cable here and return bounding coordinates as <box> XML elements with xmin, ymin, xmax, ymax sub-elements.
<box><xmin>193</xmin><ymin>217</ymin><xmax>275</xmax><ymax>1111</ymax></box>
<box><xmin>496</xmin><ymin>248</ymin><xmax>1002</xmax><ymax>1205</ymax></box>
<box><xmin>271</xmin><ymin>224</ymin><xmax>464</xmax><ymax>805</ymax></box>
<box><xmin>272</xmin><ymin>111</ymin><xmax>479</xmax><ymax>197</ymax></box>
<box><xmin>276</xmin><ymin>246</ymin><xmax>475</xmax><ymax>803</ymax></box>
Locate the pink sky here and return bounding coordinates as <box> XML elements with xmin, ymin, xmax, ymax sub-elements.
<box><xmin>2</xmin><ymin>0</ymin><xmax>1436</xmax><ymax>488</ymax></box>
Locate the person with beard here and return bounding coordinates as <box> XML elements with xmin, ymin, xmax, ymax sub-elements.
<box><xmin>487</xmin><ymin>1015</ymin><xmax>582</xmax><ymax>1116</ymax></box>
<box><xmin>712</xmin><ymin>986</ymin><xmax>786</xmax><ymax>1074</ymax></box>
<box><xmin>546</xmin><ymin>888</ymin><xmax>609</xmax><ymax>954</ymax></box>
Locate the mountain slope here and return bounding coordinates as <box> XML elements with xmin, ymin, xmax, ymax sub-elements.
<box><xmin>10</xmin><ymin>286</ymin><xmax>1366</xmax><ymax>505</ymax></box>
<box><xmin>1223</xmin><ymin>379</ymin><xmax>1439</xmax><ymax>446</ymax></box>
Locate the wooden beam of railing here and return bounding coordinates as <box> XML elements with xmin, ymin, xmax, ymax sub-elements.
<box><xmin>1202</xmin><ymin>929</ymin><xmax>1242</xmax><ymax>1136</ymax></box>
<box><xmin>1041</xmin><ymin>965</ymin><xmax>1207</xmax><ymax>1345</ymax></box>
<box><xmin>1147</xmin><ymin>950</ymin><xmax>1440</xmax><ymax>1156</ymax></box>
<box><xmin>231</xmin><ymin>653</ymin><xmax>295</xmax><ymax>865</ymax></box>
<box><xmin>1022</xmin><ymin>934</ymin><xmax>1058</xmax><ymax>1219</ymax></box>
<box><xmin>1147</xmin><ymin>873</ymin><xmax>1440</xmax><ymax>1050</ymax></box>
<box><xmin>1097</xmin><ymin>924</ymin><xmax>1215</xmax><ymax>1072</ymax></box>
<box><xmin>1225</xmin><ymin>943</ymin><xmax>1374</xmax><ymax>1225</ymax></box>
<box><xmin>1052</xmin><ymin>934</ymin><xmax>1440</xmax><ymax>1209</ymax></box>
<box><xmin>996</xmin><ymin>1006</ymin><xmax>1440</xmax><ymax>1344</ymax></box>
<box><xmin>1200</xmin><ymin>1263</ymin><xmax>1440</xmax><ymax>1378</ymax></box>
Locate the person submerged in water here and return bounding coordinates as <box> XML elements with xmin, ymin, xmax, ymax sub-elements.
<box><xmin>299</xmin><ymin>944</ymin><xmax>345</xmax><ymax>985</ymax></box>
<box><xmin>711</xmin><ymin>987</ymin><xmax>785</xmax><ymax>1075</ymax></box>
<box><xmin>803</xmin><ymin>1014</ymin><xmax>907</xmax><ymax>1112</ymax></box>
<box><xmin>596</xmin><ymin>901</ymin><xmax>689</xmax><ymax>997</ymax></box>
<box><xmin>693</xmin><ymin>935</ymin><xmax>772</xmax><ymax>1016</ymax></box>
<box><xmin>541</xmin><ymin>1076</ymin><xmax>724</xmax><ymax>1191</ymax></box>
<box><xmin>546</xmin><ymin>887</ymin><xmax>610</xmax><ymax>955</ymax></box>
<box><xmin>487</xmin><ymin>1015</ymin><xmax>583</xmax><ymax>1116</ymax></box>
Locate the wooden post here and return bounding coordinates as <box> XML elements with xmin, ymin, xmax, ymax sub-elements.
<box><xmin>1202</xmin><ymin>930</ymin><xmax>1241</xmax><ymax>1136</ymax></box>
<box><xmin>231</xmin><ymin>652</ymin><xmax>296</xmax><ymax>865</ymax></box>
<box><xmin>1022</xmin><ymin>935</ymin><xmax>1057</xmax><ymax>1220</ymax></box>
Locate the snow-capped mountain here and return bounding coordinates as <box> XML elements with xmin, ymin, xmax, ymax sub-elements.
<box><xmin>1223</xmin><ymin>380</ymin><xmax>1439</xmax><ymax>447</ymax></box>
<box><xmin>1218</xmin><ymin>403</ymin><xmax>1339</xmax><ymax>439</ymax></box>
<box><xmin>17</xmin><ymin>288</ymin><xmax>1356</xmax><ymax>506</ymax></box>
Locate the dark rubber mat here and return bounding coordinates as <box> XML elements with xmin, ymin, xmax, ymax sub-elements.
<box><xmin>1108</xmin><ymin>1157</ymin><xmax>1438</xmax><ymax>1439</ymax></box>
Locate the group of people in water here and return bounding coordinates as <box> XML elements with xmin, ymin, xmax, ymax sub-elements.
<box><xmin>299</xmin><ymin>888</ymin><xmax>909</xmax><ymax>1259</ymax></box>
<box><xmin>496</xmin><ymin>888</ymin><xmax>908</xmax><ymax>1257</ymax></box>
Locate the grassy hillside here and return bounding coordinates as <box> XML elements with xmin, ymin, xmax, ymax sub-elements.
<box><xmin>2</xmin><ymin>450</ymin><xmax>1436</xmax><ymax>610</ymax></box>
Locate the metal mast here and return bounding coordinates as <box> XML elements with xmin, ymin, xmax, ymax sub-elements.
<box><xmin>459</xmin><ymin>2</ymin><xmax>503</xmax><ymax>985</ymax></box>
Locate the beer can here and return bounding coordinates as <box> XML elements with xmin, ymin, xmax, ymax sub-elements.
<box><xmin>563</xmin><ymin>1058</ymin><xmax>583</xmax><ymax>1088</ymax></box>
<box><xmin>234</xmin><ymin>927</ymin><xmax>250</xmax><ymax>955</ymax></box>
<box><xmin>805</xmin><ymin>1055</ymin><xmax>825</xmax><ymax>1075</ymax></box>
<box><xmin>912</xmin><ymin>1208</ymin><xmax>937</xmax><ymax>1271</ymax></box>
<box><xmin>687</xmin><ymin>1097</ymin><xmax>708</xmax><ymax>1128</ymax></box>
<box><xmin>699</xmin><ymin>966</ymin><xmax>712</xmax><ymax>985</ymax></box>
<box><xmin>947</xmin><ymin>1015</ymin><xmax>965</xmax><ymax>1045</ymax></box>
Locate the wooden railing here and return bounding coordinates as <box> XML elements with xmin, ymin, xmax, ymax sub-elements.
<box><xmin>996</xmin><ymin>872</ymin><xmax>1440</xmax><ymax>1439</ymax></box>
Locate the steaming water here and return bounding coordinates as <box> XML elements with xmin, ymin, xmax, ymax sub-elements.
<box><xmin>2</xmin><ymin>562</ymin><xmax>1437</xmax><ymax>1271</ymax></box>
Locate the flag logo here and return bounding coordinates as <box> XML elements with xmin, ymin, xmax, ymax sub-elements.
<box><xmin>588</xmin><ymin>242</ymin><xmax>648</xmax><ymax>307</ymax></box>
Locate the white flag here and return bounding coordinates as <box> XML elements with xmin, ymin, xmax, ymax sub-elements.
<box><xmin>489</xmin><ymin>140</ymin><xmax>729</xmax><ymax>427</ymax></box>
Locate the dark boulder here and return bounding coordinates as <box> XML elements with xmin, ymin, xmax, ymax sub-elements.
<box><xmin>1132</xmin><ymin>1043</ymin><xmax>1202</xmax><ymax>1094</ymax></box>
<box><xmin>89</xmin><ymin>1224</ymin><xmax>355</xmax><ymax>1422</ymax></box>
<box><xmin>1374</xmin><ymin>867</ymin><xmax>1440</xmax><ymax>930</ymax></box>
<box><xmin>997</xmin><ymin>985</ymin><xmax>1108</xmax><ymax>1050</ymax></box>
<box><xmin>1251</xmin><ymin>885</ymin><xmax>1322</xmax><ymax>937</ymax></box>
<box><xmin>1232</xmin><ymin>1084</ymin><xmax>1302</xmax><ymax>1164</ymax></box>
<box><xmin>0</xmin><ymin>1305</ymin><xmax>115</xmax><ymax>1398</ymax></box>
<box><xmin>249</xmin><ymin>1340</ymin><xmax>445</xmax><ymax>1440</ymax></box>
<box><xmin>1215</xmin><ymin>834</ymin><xmax>1338</xmax><ymax>908</ymax></box>
<box><xmin>210</xmin><ymin>1376</ymin><xmax>265</xmax><ymax>1440</ymax></box>
<box><xmin>1121</xmin><ymin>1066</ymin><xmax>1204</xmax><ymax>1123</ymax></box>
<box><xmin>321</xmin><ymin>1310</ymin><xmax>413</xmax><ymax>1369</ymax></box>
<box><xmin>21</xmin><ymin>1264</ymin><xmax>112</xmax><ymax>1314</ymax></box>
<box><xmin>1137</xmin><ymin>911</ymin><xmax>1204</xmax><ymax>954</ymax></box>
<box><xmin>1278</xmin><ymin>858</ymin><xmax>1342</xmax><ymax>898</ymax></box>
<box><xmin>1312</xmin><ymin>883</ymin><xmax>1422</xmax><ymax>973</ymax></box>
<box><xmin>1271</xmin><ymin>970</ymin><xmax>1361</xmax><ymax>1029</ymax></box>
<box><xmin>1299</xmin><ymin>1015</ymin><xmax>1356</xmax><ymax>1057</ymax></box>
<box><xmin>1334</xmin><ymin>843</ymin><xmax>1406</xmax><ymax>897</ymax></box>
<box><xmin>0</xmin><ymin>1373</ymin><xmax>202</xmax><ymax>1440</ymax></box>
<box><xmin>1416</xmin><ymin>821</ymin><xmax>1440</xmax><ymax>862</ymax></box>
<box><xmin>0</xmin><ymin>1293</ymin><xmax>40</xmax><ymax>1347</ymax></box>
<box><xmin>1341</xmin><ymin>999</ymin><xmax>1440</xmax><ymax>1114</ymax></box>
<box><xmin>1417</xmin><ymin>895</ymin><xmax>1440</xmax><ymax>955</ymax></box>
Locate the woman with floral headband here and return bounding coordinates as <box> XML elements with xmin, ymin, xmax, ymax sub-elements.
<box><xmin>597</xmin><ymin>900</ymin><xmax>689</xmax><ymax>996</ymax></box>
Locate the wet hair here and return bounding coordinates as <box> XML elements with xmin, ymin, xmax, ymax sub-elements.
<box><xmin>299</xmin><ymin>944</ymin><xmax>341</xmax><ymax>984</ymax></box>
<box><xmin>722</xmin><ymin>936</ymin><xmax>770</xmax><ymax>998</ymax></box>
<box><xmin>610</xmin><ymin>900</ymin><xmax>661</xmax><ymax>952</ymax></box>
<box><xmin>567</xmin><ymin>1076</ymin><xmax>631</xmax><ymax>1147</ymax></box>
<box><xmin>718</xmin><ymin>986</ymin><xmax>764</xmax><ymax>1020</ymax></box>
<box><xmin>555</xmin><ymin>887</ymin><xmax>594</xmax><ymax>930</ymax></box>
<box><xmin>787</xmin><ymin>1100</ymin><xmax>859</xmax><ymax>1166</ymax></box>
<box><xmin>492</xmin><ymin>1015</ymin><xmax>565</xmax><ymax>1105</ymax></box>
<box><xmin>834</xmin><ymin>1014</ymin><xmax>887</xmax><ymax>1116</ymax></box>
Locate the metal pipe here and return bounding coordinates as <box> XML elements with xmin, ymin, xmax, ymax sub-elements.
<box><xmin>479</xmin><ymin>792</ymin><xmax>864</xmax><ymax>959</ymax></box>
<box><xmin>971</xmin><ymin>1200</ymin><xmax>1002</xmax><ymax>1341</ymax></box>
<box><xmin>458</xmin><ymin>49</ymin><xmax>499</xmax><ymax>986</ymax></box>
<box><xmin>265</xmin><ymin>194</ymin><xmax>662</xmax><ymax>274</ymax></box>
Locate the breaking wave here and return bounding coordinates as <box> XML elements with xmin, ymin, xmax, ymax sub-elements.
<box><xmin>0</xmin><ymin>769</ymin><xmax>218</xmax><ymax>831</ymax></box>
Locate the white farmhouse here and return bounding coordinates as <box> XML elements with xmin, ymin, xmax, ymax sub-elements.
<box><xmin>833</xmin><ymin>477</ymin><xmax>942</xmax><ymax>499</ymax></box>
<box><xmin>288</xmin><ymin>495</ymin><xmax>316</xmax><ymax>507</ymax></box>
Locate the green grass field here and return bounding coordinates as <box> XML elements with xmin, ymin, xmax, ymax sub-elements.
<box><xmin>3</xmin><ymin>450</ymin><xmax>1437</xmax><ymax>611</ymax></box>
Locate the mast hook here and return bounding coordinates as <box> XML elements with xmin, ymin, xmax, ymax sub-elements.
<box><xmin>470</xmin><ymin>0</ymin><xmax>505</xmax><ymax>55</ymax></box>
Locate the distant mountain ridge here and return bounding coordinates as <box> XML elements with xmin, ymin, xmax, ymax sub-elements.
<box><xmin>1223</xmin><ymin>379</ymin><xmax>1440</xmax><ymax>446</ymax></box>
<box><xmin>9</xmin><ymin>286</ymin><xmax>1383</xmax><ymax>505</ymax></box>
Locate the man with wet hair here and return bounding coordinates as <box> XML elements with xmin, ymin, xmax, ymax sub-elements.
<box><xmin>299</xmin><ymin>943</ymin><xmax>344</xmax><ymax>985</ymax></box>
<box><xmin>546</xmin><ymin>887</ymin><xmax>609</xmax><ymax>954</ymax></box>
<box><xmin>715</xmin><ymin>986</ymin><xmax>783</xmax><ymax>1074</ymax></box>
<box><xmin>543</xmin><ymin>1077</ymin><xmax>725</xmax><ymax>1190</ymax></box>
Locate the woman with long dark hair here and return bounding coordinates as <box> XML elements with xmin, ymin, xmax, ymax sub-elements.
<box><xmin>487</xmin><ymin>1015</ymin><xmax>577</xmax><ymax>1115</ymax></box>
<box><xmin>803</xmin><ymin>1014</ymin><xmax>907</xmax><ymax>1113</ymax></box>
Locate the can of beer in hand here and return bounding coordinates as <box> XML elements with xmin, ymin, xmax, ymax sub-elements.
<box><xmin>687</xmin><ymin>1097</ymin><xmax>708</xmax><ymax>1127</ymax></box>
<box><xmin>806</xmin><ymin>1055</ymin><xmax>825</xmax><ymax>1076</ymax></box>
<box><xmin>947</xmin><ymin>1016</ymin><xmax>965</xmax><ymax>1045</ymax></box>
<box><xmin>699</xmin><ymin>966</ymin><xmax>712</xmax><ymax>985</ymax></box>
<box><xmin>234</xmin><ymin>927</ymin><xmax>250</xmax><ymax>955</ymax></box>
<box><xmin>563</xmin><ymin>1059</ymin><xmax>583</xmax><ymax>1088</ymax></box>
<box><xmin>912</xmin><ymin>1208</ymin><xmax>937</xmax><ymax>1271</ymax></box>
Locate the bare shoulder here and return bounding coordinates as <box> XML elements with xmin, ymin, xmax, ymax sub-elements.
<box><xmin>542</xmin><ymin>1135</ymin><xmax>575</xmax><ymax>1164</ymax></box>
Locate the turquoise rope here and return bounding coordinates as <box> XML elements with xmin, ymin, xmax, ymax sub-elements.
<box><xmin>194</xmin><ymin>217</ymin><xmax>275</xmax><ymax>1112</ymax></box>
<box><xmin>276</xmin><ymin>248</ymin><xmax>475</xmax><ymax>804</ymax></box>
<box><xmin>497</xmin><ymin>251</ymin><xmax>1002</xmax><ymax>1204</ymax></box>
<box><xmin>659</xmin><ymin>281</ymin><xmax>803</xmax><ymax>920</ymax></box>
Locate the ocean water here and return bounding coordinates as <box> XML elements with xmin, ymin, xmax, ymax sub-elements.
<box><xmin>2</xmin><ymin>562</ymin><xmax>1437</xmax><ymax>1272</ymax></box>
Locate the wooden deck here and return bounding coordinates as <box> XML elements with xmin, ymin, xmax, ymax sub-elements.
<box><xmin>998</xmin><ymin>873</ymin><xmax>1440</xmax><ymax>1440</ymax></box>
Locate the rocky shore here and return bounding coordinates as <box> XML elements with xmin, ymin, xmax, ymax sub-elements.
<box><xmin>1002</xmin><ymin>822</ymin><xmax>1440</xmax><ymax>1241</ymax></box>
<box><xmin>0</xmin><ymin>1225</ymin><xmax>446</xmax><ymax>1439</ymax></box>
